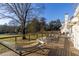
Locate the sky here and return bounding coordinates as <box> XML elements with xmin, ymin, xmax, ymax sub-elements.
<box><xmin>43</xmin><ymin>3</ymin><xmax>76</xmax><ymax>23</ymax></box>
<box><xmin>0</xmin><ymin>3</ymin><xmax>77</xmax><ymax>25</ymax></box>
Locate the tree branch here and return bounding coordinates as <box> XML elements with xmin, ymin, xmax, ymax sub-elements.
<box><xmin>0</xmin><ymin>13</ymin><xmax>21</xmax><ymax>24</ymax></box>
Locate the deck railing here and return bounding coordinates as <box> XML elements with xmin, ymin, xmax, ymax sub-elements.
<box><xmin>0</xmin><ymin>31</ymin><xmax>72</xmax><ymax>56</ymax></box>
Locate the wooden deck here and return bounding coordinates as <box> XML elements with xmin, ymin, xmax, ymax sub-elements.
<box><xmin>0</xmin><ymin>32</ymin><xmax>79</xmax><ymax>56</ymax></box>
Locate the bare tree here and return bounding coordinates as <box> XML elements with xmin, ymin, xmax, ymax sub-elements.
<box><xmin>0</xmin><ymin>3</ymin><xmax>45</xmax><ymax>39</ymax></box>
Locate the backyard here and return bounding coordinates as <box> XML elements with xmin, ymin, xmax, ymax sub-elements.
<box><xmin>0</xmin><ymin>3</ymin><xmax>79</xmax><ymax>56</ymax></box>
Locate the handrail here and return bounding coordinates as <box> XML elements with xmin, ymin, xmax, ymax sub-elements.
<box><xmin>0</xmin><ymin>35</ymin><xmax>22</xmax><ymax>39</ymax></box>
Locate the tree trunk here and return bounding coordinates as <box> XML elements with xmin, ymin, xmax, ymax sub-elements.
<box><xmin>22</xmin><ymin>27</ymin><xmax>26</xmax><ymax>39</ymax></box>
<box><xmin>21</xmin><ymin>20</ymin><xmax>26</xmax><ymax>40</ymax></box>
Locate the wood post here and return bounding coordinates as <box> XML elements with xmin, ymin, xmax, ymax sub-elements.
<box><xmin>15</xmin><ymin>37</ymin><xmax>17</xmax><ymax>45</ymax></box>
<box><xmin>29</xmin><ymin>34</ymin><xmax>30</xmax><ymax>41</ymax></box>
<box><xmin>36</xmin><ymin>33</ymin><xmax>38</xmax><ymax>39</ymax></box>
<box><xmin>42</xmin><ymin>33</ymin><xmax>43</xmax><ymax>38</ymax></box>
